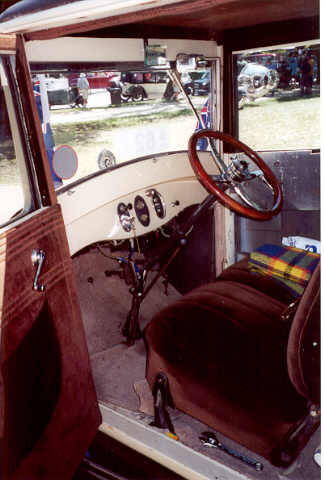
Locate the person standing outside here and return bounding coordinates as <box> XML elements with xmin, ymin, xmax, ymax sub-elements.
<box><xmin>77</xmin><ymin>73</ymin><xmax>90</xmax><ymax>106</ymax></box>
<box><xmin>287</xmin><ymin>52</ymin><xmax>298</xmax><ymax>83</ymax></box>
<box><xmin>307</xmin><ymin>51</ymin><xmax>315</xmax><ymax>84</ymax></box>
<box><xmin>299</xmin><ymin>50</ymin><xmax>313</xmax><ymax>96</ymax></box>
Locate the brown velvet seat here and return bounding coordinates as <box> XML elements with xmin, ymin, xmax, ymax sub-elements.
<box><xmin>144</xmin><ymin>260</ymin><xmax>320</xmax><ymax>467</ymax></box>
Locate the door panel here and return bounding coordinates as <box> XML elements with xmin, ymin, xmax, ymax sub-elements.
<box><xmin>1</xmin><ymin>204</ymin><xmax>101</xmax><ymax>479</ymax></box>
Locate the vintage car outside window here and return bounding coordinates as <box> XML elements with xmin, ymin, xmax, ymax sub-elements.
<box><xmin>0</xmin><ymin>56</ymin><xmax>34</xmax><ymax>226</ymax></box>
<box><xmin>30</xmin><ymin>66</ymin><xmax>212</xmax><ymax>187</ymax></box>
<box><xmin>234</xmin><ymin>42</ymin><xmax>320</xmax><ymax>151</ymax></box>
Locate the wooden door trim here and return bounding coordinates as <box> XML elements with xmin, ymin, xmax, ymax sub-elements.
<box><xmin>15</xmin><ymin>34</ymin><xmax>56</xmax><ymax>207</ymax></box>
<box><xmin>0</xmin><ymin>34</ymin><xmax>16</xmax><ymax>51</ymax></box>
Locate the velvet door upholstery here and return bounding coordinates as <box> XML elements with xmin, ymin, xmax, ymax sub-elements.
<box><xmin>1</xmin><ymin>205</ymin><xmax>101</xmax><ymax>479</ymax></box>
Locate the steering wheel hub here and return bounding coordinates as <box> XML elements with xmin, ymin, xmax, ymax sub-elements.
<box><xmin>226</xmin><ymin>157</ymin><xmax>251</xmax><ymax>182</ymax></box>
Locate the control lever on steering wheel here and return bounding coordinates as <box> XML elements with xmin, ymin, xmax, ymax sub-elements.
<box><xmin>188</xmin><ymin>129</ymin><xmax>283</xmax><ymax>220</ymax></box>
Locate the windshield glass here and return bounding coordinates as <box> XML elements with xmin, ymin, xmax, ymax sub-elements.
<box><xmin>31</xmin><ymin>65</ymin><xmax>212</xmax><ymax>188</ymax></box>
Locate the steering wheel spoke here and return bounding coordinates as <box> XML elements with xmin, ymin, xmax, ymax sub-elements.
<box><xmin>209</xmin><ymin>137</ymin><xmax>228</xmax><ymax>172</ymax></box>
<box><xmin>232</xmin><ymin>183</ymin><xmax>265</xmax><ymax>212</ymax></box>
<box><xmin>188</xmin><ymin>129</ymin><xmax>283</xmax><ymax>220</ymax></box>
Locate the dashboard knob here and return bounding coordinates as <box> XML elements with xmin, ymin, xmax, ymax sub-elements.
<box><xmin>136</xmin><ymin>200</ymin><xmax>145</xmax><ymax>210</ymax></box>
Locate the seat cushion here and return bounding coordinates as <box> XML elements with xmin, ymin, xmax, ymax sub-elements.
<box><xmin>145</xmin><ymin>280</ymin><xmax>309</xmax><ymax>465</ymax></box>
<box><xmin>218</xmin><ymin>258</ymin><xmax>296</xmax><ymax>304</ymax></box>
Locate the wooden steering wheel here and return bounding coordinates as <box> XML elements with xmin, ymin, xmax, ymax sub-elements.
<box><xmin>188</xmin><ymin>129</ymin><xmax>283</xmax><ymax>221</ymax></box>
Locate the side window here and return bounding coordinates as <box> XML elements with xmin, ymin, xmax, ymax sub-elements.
<box><xmin>0</xmin><ymin>57</ymin><xmax>32</xmax><ymax>226</ymax></box>
<box><xmin>234</xmin><ymin>43</ymin><xmax>320</xmax><ymax>150</ymax></box>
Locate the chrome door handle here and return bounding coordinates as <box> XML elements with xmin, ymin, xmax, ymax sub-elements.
<box><xmin>31</xmin><ymin>249</ymin><xmax>46</xmax><ymax>292</ymax></box>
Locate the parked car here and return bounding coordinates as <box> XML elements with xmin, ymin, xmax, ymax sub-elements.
<box><xmin>119</xmin><ymin>71</ymin><xmax>167</xmax><ymax>99</ymax></box>
<box><xmin>181</xmin><ymin>70</ymin><xmax>211</xmax><ymax>96</ymax></box>
<box><xmin>242</xmin><ymin>52</ymin><xmax>279</xmax><ymax>68</ymax></box>
<box><xmin>69</xmin><ymin>72</ymin><xmax>119</xmax><ymax>89</ymax></box>
<box><xmin>192</xmin><ymin>70</ymin><xmax>210</xmax><ymax>95</ymax></box>
<box><xmin>237</xmin><ymin>62</ymin><xmax>279</xmax><ymax>108</ymax></box>
<box><xmin>181</xmin><ymin>72</ymin><xmax>195</xmax><ymax>95</ymax></box>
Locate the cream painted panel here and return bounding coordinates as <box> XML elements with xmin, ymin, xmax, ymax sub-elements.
<box><xmin>59</xmin><ymin>152</ymin><xmax>216</xmax><ymax>225</ymax></box>
<box><xmin>58</xmin><ymin>151</ymin><xmax>218</xmax><ymax>255</ymax></box>
<box><xmin>26</xmin><ymin>37</ymin><xmax>144</xmax><ymax>63</ymax></box>
<box><xmin>65</xmin><ymin>179</ymin><xmax>208</xmax><ymax>254</ymax></box>
<box><xmin>26</xmin><ymin>37</ymin><xmax>218</xmax><ymax>64</ymax></box>
<box><xmin>149</xmin><ymin>39</ymin><xmax>220</xmax><ymax>60</ymax></box>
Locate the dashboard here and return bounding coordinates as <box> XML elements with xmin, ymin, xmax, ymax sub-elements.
<box><xmin>58</xmin><ymin>151</ymin><xmax>219</xmax><ymax>256</ymax></box>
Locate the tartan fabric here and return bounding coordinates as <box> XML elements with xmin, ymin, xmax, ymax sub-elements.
<box><xmin>248</xmin><ymin>244</ymin><xmax>320</xmax><ymax>297</ymax></box>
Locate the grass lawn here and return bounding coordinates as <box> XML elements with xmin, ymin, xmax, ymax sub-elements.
<box><xmin>52</xmin><ymin>106</ymin><xmax>193</xmax><ymax>146</ymax></box>
<box><xmin>51</xmin><ymin>104</ymin><xmax>196</xmax><ymax>180</ymax></box>
<box><xmin>239</xmin><ymin>91</ymin><xmax>320</xmax><ymax>151</ymax></box>
<box><xmin>52</xmin><ymin>90</ymin><xmax>320</xmax><ymax>153</ymax></box>
<box><xmin>1</xmin><ymin>90</ymin><xmax>320</xmax><ymax>186</ymax></box>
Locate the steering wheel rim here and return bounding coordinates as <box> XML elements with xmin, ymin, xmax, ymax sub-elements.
<box><xmin>188</xmin><ymin>129</ymin><xmax>283</xmax><ymax>220</ymax></box>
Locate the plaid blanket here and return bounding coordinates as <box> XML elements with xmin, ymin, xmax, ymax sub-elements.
<box><xmin>248</xmin><ymin>243</ymin><xmax>320</xmax><ymax>297</ymax></box>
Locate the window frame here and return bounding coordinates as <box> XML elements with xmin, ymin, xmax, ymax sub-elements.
<box><xmin>0</xmin><ymin>54</ymin><xmax>41</xmax><ymax>228</ymax></box>
<box><xmin>232</xmin><ymin>41</ymin><xmax>320</xmax><ymax>152</ymax></box>
<box><xmin>222</xmin><ymin>16</ymin><xmax>319</xmax><ymax>148</ymax></box>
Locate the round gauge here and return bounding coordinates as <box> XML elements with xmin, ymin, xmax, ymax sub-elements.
<box><xmin>134</xmin><ymin>195</ymin><xmax>150</xmax><ymax>227</ymax></box>
<box><xmin>152</xmin><ymin>190</ymin><xmax>166</xmax><ymax>218</ymax></box>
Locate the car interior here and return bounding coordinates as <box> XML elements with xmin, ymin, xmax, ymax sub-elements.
<box><xmin>53</xmin><ymin>52</ymin><xmax>319</xmax><ymax>479</ymax></box>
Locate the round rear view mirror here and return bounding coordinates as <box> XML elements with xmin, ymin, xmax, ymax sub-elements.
<box><xmin>52</xmin><ymin>145</ymin><xmax>78</xmax><ymax>179</ymax></box>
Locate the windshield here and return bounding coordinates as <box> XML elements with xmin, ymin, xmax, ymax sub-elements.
<box><xmin>31</xmin><ymin>65</ymin><xmax>212</xmax><ymax>187</ymax></box>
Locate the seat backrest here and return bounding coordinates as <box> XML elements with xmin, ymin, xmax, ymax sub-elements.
<box><xmin>287</xmin><ymin>262</ymin><xmax>320</xmax><ymax>404</ymax></box>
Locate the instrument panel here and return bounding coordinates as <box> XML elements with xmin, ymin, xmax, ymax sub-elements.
<box><xmin>118</xmin><ymin>189</ymin><xmax>166</xmax><ymax>232</ymax></box>
<box><xmin>59</xmin><ymin>151</ymin><xmax>219</xmax><ymax>255</ymax></box>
